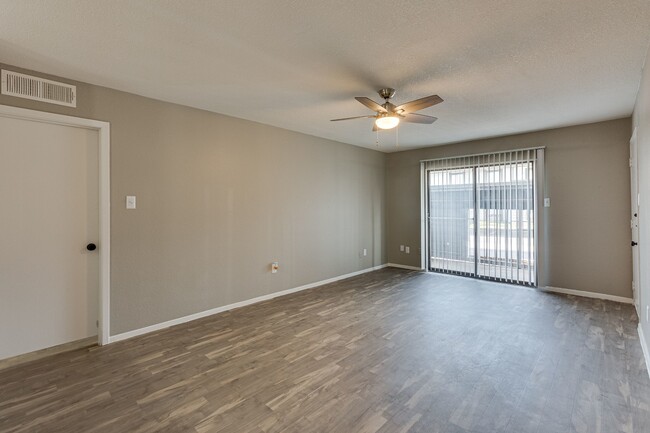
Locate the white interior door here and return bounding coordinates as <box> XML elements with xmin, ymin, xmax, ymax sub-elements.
<box><xmin>631</xmin><ymin>129</ymin><xmax>641</xmax><ymax>312</ymax></box>
<box><xmin>0</xmin><ymin>115</ymin><xmax>99</xmax><ymax>360</ymax></box>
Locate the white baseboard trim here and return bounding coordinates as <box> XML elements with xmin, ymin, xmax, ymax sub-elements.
<box><xmin>387</xmin><ymin>263</ymin><xmax>425</xmax><ymax>271</ymax></box>
<box><xmin>543</xmin><ymin>286</ymin><xmax>634</xmax><ymax>304</ymax></box>
<box><xmin>639</xmin><ymin>324</ymin><xmax>650</xmax><ymax>380</ymax></box>
<box><xmin>108</xmin><ymin>264</ymin><xmax>388</xmax><ymax>344</ymax></box>
<box><xmin>0</xmin><ymin>336</ymin><xmax>96</xmax><ymax>370</ymax></box>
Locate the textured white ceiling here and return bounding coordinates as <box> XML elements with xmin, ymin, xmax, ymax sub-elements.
<box><xmin>1</xmin><ymin>0</ymin><xmax>649</xmax><ymax>152</ymax></box>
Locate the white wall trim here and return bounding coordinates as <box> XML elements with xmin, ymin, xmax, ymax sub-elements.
<box><xmin>0</xmin><ymin>104</ymin><xmax>111</xmax><ymax>346</ymax></box>
<box><xmin>639</xmin><ymin>325</ymin><xmax>650</xmax><ymax>380</ymax></box>
<box><xmin>543</xmin><ymin>286</ymin><xmax>634</xmax><ymax>304</ymax></box>
<box><xmin>387</xmin><ymin>263</ymin><xmax>425</xmax><ymax>271</ymax></box>
<box><xmin>108</xmin><ymin>264</ymin><xmax>387</xmax><ymax>344</ymax></box>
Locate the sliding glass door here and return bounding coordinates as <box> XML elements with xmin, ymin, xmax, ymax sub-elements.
<box><xmin>428</xmin><ymin>167</ymin><xmax>476</xmax><ymax>276</ymax></box>
<box><xmin>426</xmin><ymin>150</ymin><xmax>538</xmax><ymax>286</ymax></box>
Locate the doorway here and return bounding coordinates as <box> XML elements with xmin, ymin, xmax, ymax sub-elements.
<box><xmin>0</xmin><ymin>105</ymin><xmax>110</xmax><ymax>359</ymax></box>
<box><xmin>424</xmin><ymin>149</ymin><xmax>540</xmax><ymax>286</ymax></box>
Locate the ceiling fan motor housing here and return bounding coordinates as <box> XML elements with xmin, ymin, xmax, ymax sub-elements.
<box><xmin>378</xmin><ymin>88</ymin><xmax>396</xmax><ymax>100</ymax></box>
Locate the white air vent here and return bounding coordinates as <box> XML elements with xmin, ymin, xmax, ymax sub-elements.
<box><xmin>1</xmin><ymin>70</ymin><xmax>76</xmax><ymax>107</ymax></box>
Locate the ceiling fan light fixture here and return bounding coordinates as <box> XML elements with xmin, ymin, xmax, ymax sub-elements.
<box><xmin>375</xmin><ymin>115</ymin><xmax>400</xmax><ymax>130</ymax></box>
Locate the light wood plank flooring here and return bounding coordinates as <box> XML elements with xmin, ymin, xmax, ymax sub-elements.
<box><xmin>1</xmin><ymin>268</ymin><xmax>649</xmax><ymax>432</ymax></box>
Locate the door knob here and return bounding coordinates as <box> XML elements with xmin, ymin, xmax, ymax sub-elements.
<box><xmin>631</xmin><ymin>241</ymin><xmax>638</xmax><ymax>247</ymax></box>
<box><xmin>86</xmin><ymin>243</ymin><xmax>97</xmax><ymax>251</ymax></box>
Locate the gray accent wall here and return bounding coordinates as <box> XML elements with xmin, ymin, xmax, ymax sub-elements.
<box><xmin>633</xmin><ymin>44</ymin><xmax>650</xmax><ymax>353</ymax></box>
<box><xmin>0</xmin><ymin>63</ymin><xmax>386</xmax><ymax>335</ymax></box>
<box><xmin>387</xmin><ymin>118</ymin><xmax>633</xmax><ymax>298</ymax></box>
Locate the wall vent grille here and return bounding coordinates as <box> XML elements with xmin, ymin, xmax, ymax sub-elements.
<box><xmin>1</xmin><ymin>70</ymin><xmax>76</xmax><ymax>107</ymax></box>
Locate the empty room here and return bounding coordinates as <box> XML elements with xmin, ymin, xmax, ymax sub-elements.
<box><xmin>1</xmin><ymin>1</ymin><xmax>650</xmax><ymax>432</ymax></box>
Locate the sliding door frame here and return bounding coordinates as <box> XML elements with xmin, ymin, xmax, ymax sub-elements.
<box><xmin>421</xmin><ymin>147</ymin><xmax>544</xmax><ymax>287</ymax></box>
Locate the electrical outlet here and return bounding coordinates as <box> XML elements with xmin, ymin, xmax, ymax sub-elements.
<box><xmin>544</xmin><ymin>197</ymin><xmax>551</xmax><ymax>207</ymax></box>
<box><xmin>400</xmin><ymin>245</ymin><xmax>405</xmax><ymax>252</ymax></box>
<box><xmin>271</xmin><ymin>262</ymin><xmax>279</xmax><ymax>273</ymax></box>
<box><xmin>405</xmin><ymin>246</ymin><xmax>410</xmax><ymax>254</ymax></box>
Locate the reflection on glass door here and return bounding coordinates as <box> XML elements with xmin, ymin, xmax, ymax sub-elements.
<box><xmin>476</xmin><ymin>162</ymin><xmax>535</xmax><ymax>284</ymax></box>
<box><xmin>428</xmin><ymin>167</ymin><xmax>476</xmax><ymax>276</ymax></box>
<box><xmin>427</xmin><ymin>153</ymin><xmax>537</xmax><ymax>286</ymax></box>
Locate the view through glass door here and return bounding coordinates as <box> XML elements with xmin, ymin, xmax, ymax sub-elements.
<box><xmin>426</xmin><ymin>150</ymin><xmax>538</xmax><ymax>286</ymax></box>
<box><xmin>428</xmin><ymin>167</ymin><xmax>476</xmax><ymax>276</ymax></box>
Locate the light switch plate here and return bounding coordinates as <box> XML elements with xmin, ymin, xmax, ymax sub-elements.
<box><xmin>544</xmin><ymin>198</ymin><xmax>551</xmax><ymax>207</ymax></box>
<box><xmin>126</xmin><ymin>195</ymin><xmax>136</xmax><ymax>209</ymax></box>
<box><xmin>405</xmin><ymin>246</ymin><xmax>410</xmax><ymax>254</ymax></box>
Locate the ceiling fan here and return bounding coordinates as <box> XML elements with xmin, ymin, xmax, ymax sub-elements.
<box><xmin>331</xmin><ymin>88</ymin><xmax>443</xmax><ymax>131</ymax></box>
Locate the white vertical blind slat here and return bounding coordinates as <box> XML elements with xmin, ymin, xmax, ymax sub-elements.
<box><xmin>525</xmin><ymin>151</ymin><xmax>531</xmax><ymax>284</ymax></box>
<box><xmin>498</xmin><ymin>151</ymin><xmax>503</xmax><ymax>281</ymax></box>
<box><xmin>528</xmin><ymin>150</ymin><xmax>532</xmax><ymax>284</ymax></box>
<box><xmin>490</xmin><ymin>152</ymin><xmax>495</xmax><ymax>280</ymax></box>
<box><xmin>443</xmin><ymin>156</ymin><xmax>448</xmax><ymax>273</ymax></box>
<box><xmin>503</xmin><ymin>152</ymin><xmax>513</xmax><ymax>282</ymax></box>
<box><xmin>516</xmin><ymin>150</ymin><xmax>522</xmax><ymax>281</ymax></box>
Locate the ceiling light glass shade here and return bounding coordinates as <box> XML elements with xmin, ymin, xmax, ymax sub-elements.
<box><xmin>375</xmin><ymin>115</ymin><xmax>400</xmax><ymax>130</ymax></box>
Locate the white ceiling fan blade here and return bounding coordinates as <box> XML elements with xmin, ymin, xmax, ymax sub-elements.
<box><xmin>355</xmin><ymin>97</ymin><xmax>388</xmax><ymax>113</ymax></box>
<box><xmin>395</xmin><ymin>95</ymin><xmax>443</xmax><ymax>113</ymax></box>
<box><xmin>402</xmin><ymin>113</ymin><xmax>438</xmax><ymax>124</ymax></box>
<box><xmin>330</xmin><ymin>115</ymin><xmax>376</xmax><ymax>122</ymax></box>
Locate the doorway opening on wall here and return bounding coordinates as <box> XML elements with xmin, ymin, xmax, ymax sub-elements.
<box><xmin>423</xmin><ymin>148</ymin><xmax>543</xmax><ymax>287</ymax></box>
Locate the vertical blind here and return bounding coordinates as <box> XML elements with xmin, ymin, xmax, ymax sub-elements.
<box><xmin>423</xmin><ymin>148</ymin><xmax>542</xmax><ymax>286</ymax></box>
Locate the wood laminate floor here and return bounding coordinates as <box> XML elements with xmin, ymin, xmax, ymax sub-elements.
<box><xmin>1</xmin><ymin>268</ymin><xmax>650</xmax><ymax>433</ymax></box>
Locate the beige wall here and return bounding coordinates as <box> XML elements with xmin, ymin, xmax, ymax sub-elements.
<box><xmin>633</xmin><ymin>45</ymin><xmax>650</xmax><ymax>351</ymax></box>
<box><xmin>386</xmin><ymin>118</ymin><xmax>633</xmax><ymax>298</ymax></box>
<box><xmin>0</xmin><ymin>63</ymin><xmax>386</xmax><ymax>335</ymax></box>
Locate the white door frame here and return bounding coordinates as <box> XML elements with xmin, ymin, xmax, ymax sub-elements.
<box><xmin>0</xmin><ymin>104</ymin><xmax>111</xmax><ymax>345</ymax></box>
<box><xmin>631</xmin><ymin>127</ymin><xmax>641</xmax><ymax>313</ymax></box>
